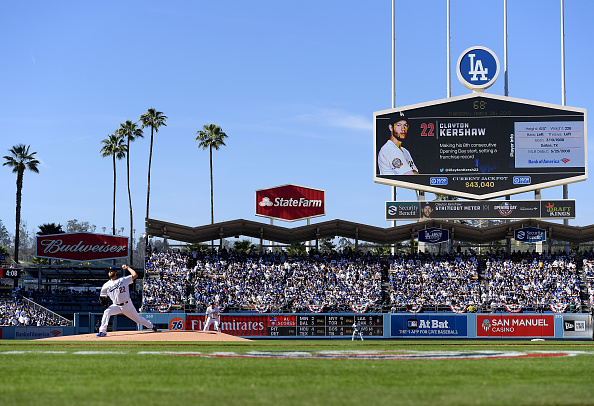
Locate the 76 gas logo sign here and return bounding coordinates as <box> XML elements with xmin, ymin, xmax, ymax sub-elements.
<box><xmin>169</xmin><ymin>317</ymin><xmax>186</xmax><ymax>330</ymax></box>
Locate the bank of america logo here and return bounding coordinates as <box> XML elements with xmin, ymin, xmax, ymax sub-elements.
<box><xmin>562</xmin><ymin>158</ymin><xmax>570</xmax><ymax>164</ymax></box>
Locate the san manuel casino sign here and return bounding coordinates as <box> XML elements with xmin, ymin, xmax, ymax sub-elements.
<box><xmin>36</xmin><ymin>232</ymin><xmax>129</xmax><ymax>261</ymax></box>
<box><xmin>255</xmin><ymin>184</ymin><xmax>326</xmax><ymax>222</ymax></box>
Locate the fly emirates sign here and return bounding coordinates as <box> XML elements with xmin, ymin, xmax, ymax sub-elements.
<box><xmin>255</xmin><ymin>184</ymin><xmax>325</xmax><ymax>221</ymax></box>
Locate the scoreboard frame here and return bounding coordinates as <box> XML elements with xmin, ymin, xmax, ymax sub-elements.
<box><xmin>268</xmin><ymin>314</ymin><xmax>384</xmax><ymax>337</ymax></box>
<box><xmin>373</xmin><ymin>93</ymin><xmax>587</xmax><ymax>199</ymax></box>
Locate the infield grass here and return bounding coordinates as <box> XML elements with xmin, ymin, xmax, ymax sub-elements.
<box><xmin>1</xmin><ymin>340</ymin><xmax>593</xmax><ymax>406</ymax></box>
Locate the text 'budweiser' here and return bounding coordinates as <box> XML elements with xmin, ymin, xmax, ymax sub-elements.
<box><xmin>39</xmin><ymin>239</ymin><xmax>127</xmax><ymax>253</ymax></box>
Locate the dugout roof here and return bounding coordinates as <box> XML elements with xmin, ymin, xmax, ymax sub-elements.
<box><xmin>146</xmin><ymin>218</ymin><xmax>594</xmax><ymax>245</ymax></box>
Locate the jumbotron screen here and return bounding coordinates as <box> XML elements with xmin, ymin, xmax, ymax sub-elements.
<box><xmin>373</xmin><ymin>93</ymin><xmax>586</xmax><ymax>199</ymax></box>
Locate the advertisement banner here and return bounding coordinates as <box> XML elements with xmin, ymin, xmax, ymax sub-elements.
<box><xmin>14</xmin><ymin>327</ymin><xmax>64</xmax><ymax>340</ymax></box>
<box><xmin>385</xmin><ymin>202</ymin><xmax>421</xmax><ymax>220</ymax></box>
<box><xmin>36</xmin><ymin>232</ymin><xmax>128</xmax><ymax>261</ymax></box>
<box><xmin>514</xmin><ymin>227</ymin><xmax>546</xmax><ymax>243</ymax></box>
<box><xmin>390</xmin><ymin>315</ymin><xmax>468</xmax><ymax>338</ymax></box>
<box><xmin>184</xmin><ymin>314</ymin><xmax>384</xmax><ymax>337</ymax></box>
<box><xmin>540</xmin><ymin>200</ymin><xmax>576</xmax><ymax>219</ymax></box>
<box><xmin>476</xmin><ymin>315</ymin><xmax>554</xmax><ymax>337</ymax></box>
<box><xmin>255</xmin><ymin>184</ymin><xmax>325</xmax><ymax>222</ymax></box>
<box><xmin>186</xmin><ymin>315</ymin><xmax>269</xmax><ymax>336</ymax></box>
<box><xmin>386</xmin><ymin>200</ymin><xmax>575</xmax><ymax>220</ymax></box>
<box><xmin>418</xmin><ymin>228</ymin><xmax>449</xmax><ymax>244</ymax></box>
<box><xmin>562</xmin><ymin>315</ymin><xmax>592</xmax><ymax>338</ymax></box>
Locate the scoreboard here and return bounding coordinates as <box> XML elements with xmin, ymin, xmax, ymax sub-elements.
<box><xmin>374</xmin><ymin>93</ymin><xmax>587</xmax><ymax>199</ymax></box>
<box><xmin>268</xmin><ymin>315</ymin><xmax>384</xmax><ymax>337</ymax></box>
<box><xmin>0</xmin><ymin>268</ymin><xmax>20</xmax><ymax>279</ymax></box>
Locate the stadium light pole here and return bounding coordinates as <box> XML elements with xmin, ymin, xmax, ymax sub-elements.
<box><xmin>504</xmin><ymin>0</ymin><xmax>512</xmax><ymax>255</ymax></box>
<box><xmin>391</xmin><ymin>0</ymin><xmax>397</xmax><ymax>255</ymax></box>
<box><xmin>447</xmin><ymin>0</ymin><xmax>451</xmax><ymax>99</ymax></box>
<box><xmin>561</xmin><ymin>0</ymin><xmax>569</xmax><ymax>254</ymax></box>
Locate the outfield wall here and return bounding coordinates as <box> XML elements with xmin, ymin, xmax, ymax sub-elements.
<box><xmin>1</xmin><ymin>313</ymin><xmax>591</xmax><ymax>340</ymax></box>
<box><xmin>0</xmin><ymin>326</ymin><xmax>77</xmax><ymax>340</ymax></box>
<box><xmin>139</xmin><ymin>312</ymin><xmax>593</xmax><ymax>340</ymax></box>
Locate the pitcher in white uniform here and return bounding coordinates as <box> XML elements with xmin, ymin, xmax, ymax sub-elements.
<box><xmin>96</xmin><ymin>265</ymin><xmax>157</xmax><ymax>337</ymax></box>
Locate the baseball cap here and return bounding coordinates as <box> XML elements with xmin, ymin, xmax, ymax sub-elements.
<box><xmin>107</xmin><ymin>266</ymin><xmax>117</xmax><ymax>271</ymax></box>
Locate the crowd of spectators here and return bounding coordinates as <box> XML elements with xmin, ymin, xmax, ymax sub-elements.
<box><xmin>0</xmin><ymin>297</ymin><xmax>69</xmax><ymax>326</ymax></box>
<box><xmin>142</xmin><ymin>248</ymin><xmax>589</xmax><ymax>313</ymax></box>
<box><xmin>388</xmin><ymin>253</ymin><xmax>480</xmax><ymax>309</ymax></box>
<box><xmin>142</xmin><ymin>249</ymin><xmax>383</xmax><ymax>312</ymax></box>
<box><xmin>1</xmin><ymin>248</ymin><xmax>589</xmax><ymax>321</ymax></box>
<box><xmin>583</xmin><ymin>253</ymin><xmax>594</xmax><ymax>306</ymax></box>
<box><xmin>142</xmin><ymin>250</ymin><xmax>188</xmax><ymax>311</ymax></box>
<box><xmin>483</xmin><ymin>252</ymin><xmax>582</xmax><ymax>311</ymax></box>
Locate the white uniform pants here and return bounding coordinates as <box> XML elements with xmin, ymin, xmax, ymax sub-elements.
<box><xmin>100</xmin><ymin>302</ymin><xmax>154</xmax><ymax>334</ymax></box>
<box><xmin>352</xmin><ymin>331</ymin><xmax>364</xmax><ymax>341</ymax></box>
<box><xmin>203</xmin><ymin>317</ymin><xmax>220</xmax><ymax>332</ymax></box>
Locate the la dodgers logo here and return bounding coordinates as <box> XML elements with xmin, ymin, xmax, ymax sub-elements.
<box><xmin>467</xmin><ymin>53</ymin><xmax>488</xmax><ymax>81</ymax></box>
<box><xmin>457</xmin><ymin>46</ymin><xmax>499</xmax><ymax>91</ymax></box>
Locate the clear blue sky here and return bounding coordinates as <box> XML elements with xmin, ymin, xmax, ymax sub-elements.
<box><xmin>1</xmin><ymin>1</ymin><xmax>593</xmax><ymax>245</ymax></box>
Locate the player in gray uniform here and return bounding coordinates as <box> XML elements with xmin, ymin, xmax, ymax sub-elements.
<box><xmin>378</xmin><ymin>119</ymin><xmax>419</xmax><ymax>175</ymax></box>
<box><xmin>352</xmin><ymin>321</ymin><xmax>364</xmax><ymax>341</ymax></box>
<box><xmin>203</xmin><ymin>302</ymin><xmax>222</xmax><ymax>332</ymax></box>
<box><xmin>96</xmin><ymin>265</ymin><xmax>157</xmax><ymax>337</ymax></box>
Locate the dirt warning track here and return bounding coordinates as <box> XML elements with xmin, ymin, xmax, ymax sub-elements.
<box><xmin>36</xmin><ymin>330</ymin><xmax>250</xmax><ymax>342</ymax></box>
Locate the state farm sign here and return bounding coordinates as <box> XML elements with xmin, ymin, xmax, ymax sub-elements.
<box><xmin>36</xmin><ymin>232</ymin><xmax>128</xmax><ymax>261</ymax></box>
<box><xmin>255</xmin><ymin>184</ymin><xmax>325</xmax><ymax>222</ymax></box>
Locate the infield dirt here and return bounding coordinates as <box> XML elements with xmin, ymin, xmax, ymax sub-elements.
<box><xmin>35</xmin><ymin>330</ymin><xmax>250</xmax><ymax>342</ymax></box>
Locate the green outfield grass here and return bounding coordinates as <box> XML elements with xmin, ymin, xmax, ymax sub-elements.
<box><xmin>1</xmin><ymin>340</ymin><xmax>593</xmax><ymax>406</ymax></box>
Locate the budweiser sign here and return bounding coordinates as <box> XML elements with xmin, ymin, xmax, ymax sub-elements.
<box><xmin>36</xmin><ymin>232</ymin><xmax>128</xmax><ymax>261</ymax></box>
<box><xmin>255</xmin><ymin>184</ymin><xmax>325</xmax><ymax>221</ymax></box>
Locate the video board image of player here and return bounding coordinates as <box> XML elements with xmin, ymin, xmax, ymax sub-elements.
<box><xmin>373</xmin><ymin>94</ymin><xmax>586</xmax><ymax>199</ymax></box>
<box><xmin>377</xmin><ymin>118</ymin><xmax>419</xmax><ymax>175</ymax></box>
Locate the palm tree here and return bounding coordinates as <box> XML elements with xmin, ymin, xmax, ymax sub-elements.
<box><xmin>37</xmin><ymin>223</ymin><xmax>64</xmax><ymax>236</ymax></box>
<box><xmin>140</xmin><ymin>108</ymin><xmax>167</xmax><ymax>221</ymax></box>
<box><xmin>36</xmin><ymin>223</ymin><xmax>64</xmax><ymax>265</ymax></box>
<box><xmin>196</xmin><ymin>124</ymin><xmax>228</xmax><ymax>227</ymax></box>
<box><xmin>3</xmin><ymin>144</ymin><xmax>40</xmax><ymax>263</ymax></box>
<box><xmin>118</xmin><ymin>120</ymin><xmax>143</xmax><ymax>266</ymax></box>
<box><xmin>100</xmin><ymin>133</ymin><xmax>127</xmax><ymax>235</ymax></box>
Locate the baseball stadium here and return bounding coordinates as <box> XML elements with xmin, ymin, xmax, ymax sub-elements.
<box><xmin>2</xmin><ymin>2</ymin><xmax>594</xmax><ymax>406</ymax></box>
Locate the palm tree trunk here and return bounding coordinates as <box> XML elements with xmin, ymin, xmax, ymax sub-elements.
<box><xmin>127</xmin><ymin>139</ymin><xmax>133</xmax><ymax>266</ymax></box>
<box><xmin>14</xmin><ymin>169</ymin><xmax>23</xmax><ymax>263</ymax></box>
<box><xmin>210</xmin><ymin>145</ymin><xmax>214</xmax><ymax>224</ymax></box>
<box><xmin>146</xmin><ymin>126</ymin><xmax>154</xmax><ymax>221</ymax></box>
<box><xmin>112</xmin><ymin>155</ymin><xmax>117</xmax><ymax>235</ymax></box>
<box><xmin>210</xmin><ymin>145</ymin><xmax>214</xmax><ymax>249</ymax></box>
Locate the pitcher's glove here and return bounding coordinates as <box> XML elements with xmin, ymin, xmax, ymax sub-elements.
<box><xmin>99</xmin><ymin>296</ymin><xmax>109</xmax><ymax>308</ymax></box>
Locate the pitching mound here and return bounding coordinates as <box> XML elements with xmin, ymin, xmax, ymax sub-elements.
<box><xmin>36</xmin><ymin>330</ymin><xmax>250</xmax><ymax>342</ymax></box>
